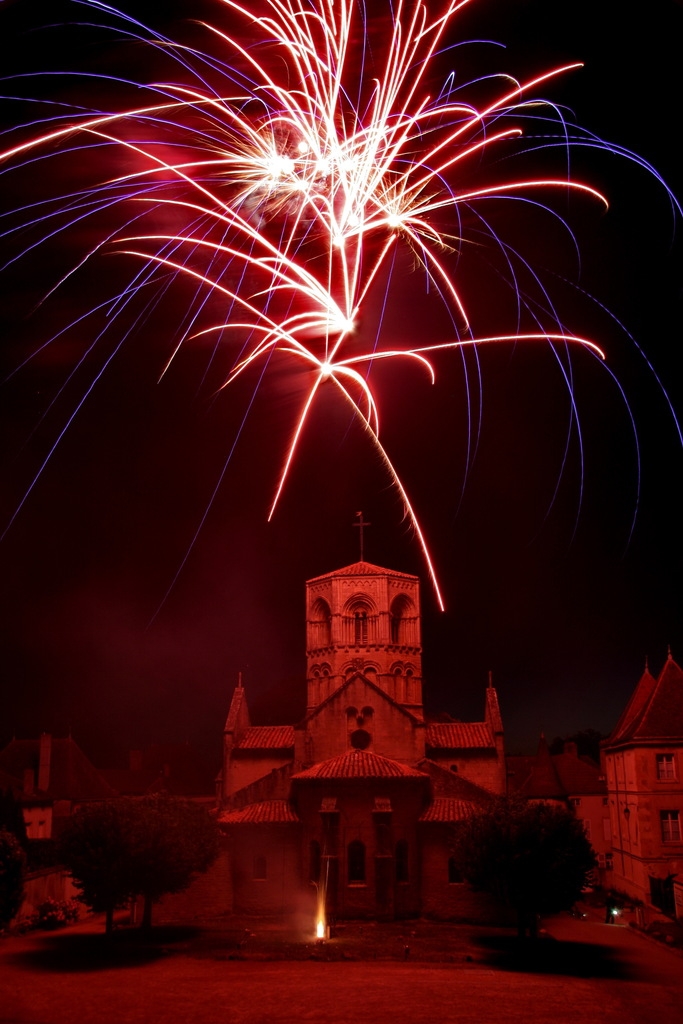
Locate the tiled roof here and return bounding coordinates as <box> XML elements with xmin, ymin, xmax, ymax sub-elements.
<box><xmin>219</xmin><ymin>800</ymin><xmax>300</xmax><ymax>824</ymax></box>
<box><xmin>307</xmin><ymin>561</ymin><xmax>418</xmax><ymax>583</ymax></box>
<box><xmin>426</xmin><ymin>722</ymin><xmax>495</xmax><ymax>750</ymax></box>
<box><xmin>416</xmin><ymin>759</ymin><xmax>495</xmax><ymax>804</ymax></box>
<box><xmin>605</xmin><ymin>656</ymin><xmax>683</xmax><ymax>747</ymax></box>
<box><xmin>419</xmin><ymin>798</ymin><xmax>474</xmax><ymax>822</ymax></box>
<box><xmin>235</xmin><ymin>726</ymin><xmax>295</xmax><ymax>750</ymax></box>
<box><xmin>292</xmin><ymin>749</ymin><xmax>427</xmax><ymax>780</ymax></box>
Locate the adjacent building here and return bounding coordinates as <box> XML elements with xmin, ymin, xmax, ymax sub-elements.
<box><xmin>601</xmin><ymin>653</ymin><xmax>683</xmax><ymax>916</ymax></box>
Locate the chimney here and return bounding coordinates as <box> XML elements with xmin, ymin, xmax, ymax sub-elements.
<box><xmin>38</xmin><ymin>733</ymin><xmax>52</xmax><ymax>792</ymax></box>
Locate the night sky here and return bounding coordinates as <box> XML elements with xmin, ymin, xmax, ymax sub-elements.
<box><xmin>1</xmin><ymin>0</ymin><xmax>682</xmax><ymax>770</ymax></box>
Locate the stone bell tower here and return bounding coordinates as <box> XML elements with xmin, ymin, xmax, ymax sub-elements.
<box><xmin>305</xmin><ymin>560</ymin><xmax>423</xmax><ymax>718</ymax></box>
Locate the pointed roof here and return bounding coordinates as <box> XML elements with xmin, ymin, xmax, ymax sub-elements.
<box><xmin>291</xmin><ymin>748</ymin><xmax>428</xmax><ymax>780</ymax></box>
<box><xmin>605</xmin><ymin>654</ymin><xmax>683</xmax><ymax>747</ymax></box>
<box><xmin>606</xmin><ymin>662</ymin><xmax>658</xmax><ymax>745</ymax></box>
<box><xmin>307</xmin><ymin>560</ymin><xmax>418</xmax><ymax>583</ymax></box>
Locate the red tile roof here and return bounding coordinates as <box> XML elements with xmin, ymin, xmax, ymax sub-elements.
<box><xmin>235</xmin><ymin>726</ymin><xmax>295</xmax><ymax>750</ymax></box>
<box><xmin>307</xmin><ymin>561</ymin><xmax>418</xmax><ymax>583</ymax></box>
<box><xmin>219</xmin><ymin>800</ymin><xmax>300</xmax><ymax>824</ymax></box>
<box><xmin>419</xmin><ymin>798</ymin><xmax>474</xmax><ymax>822</ymax></box>
<box><xmin>292</xmin><ymin>749</ymin><xmax>428</xmax><ymax>779</ymax></box>
<box><xmin>426</xmin><ymin>722</ymin><xmax>495</xmax><ymax>750</ymax></box>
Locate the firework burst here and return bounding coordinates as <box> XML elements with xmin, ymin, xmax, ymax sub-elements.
<box><xmin>0</xmin><ymin>0</ymin><xmax>674</xmax><ymax>607</ymax></box>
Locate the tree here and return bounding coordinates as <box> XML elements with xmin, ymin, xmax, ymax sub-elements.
<box><xmin>451</xmin><ymin>797</ymin><xmax>596</xmax><ymax>938</ymax></box>
<box><xmin>0</xmin><ymin>830</ymin><xmax>25</xmax><ymax>930</ymax></box>
<box><xmin>59</xmin><ymin>801</ymin><xmax>140</xmax><ymax>935</ymax></box>
<box><xmin>129</xmin><ymin>794</ymin><xmax>220</xmax><ymax>929</ymax></box>
<box><xmin>0</xmin><ymin>789</ymin><xmax>28</xmax><ymax>847</ymax></box>
<box><xmin>59</xmin><ymin>796</ymin><xmax>220</xmax><ymax>933</ymax></box>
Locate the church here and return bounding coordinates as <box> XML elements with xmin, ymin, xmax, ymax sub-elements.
<box><xmin>218</xmin><ymin>558</ymin><xmax>507</xmax><ymax>921</ymax></box>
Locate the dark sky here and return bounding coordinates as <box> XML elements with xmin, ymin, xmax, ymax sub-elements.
<box><xmin>1</xmin><ymin>0</ymin><xmax>682</xmax><ymax>769</ymax></box>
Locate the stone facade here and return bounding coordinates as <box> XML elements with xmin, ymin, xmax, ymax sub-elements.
<box><xmin>601</xmin><ymin>654</ymin><xmax>683</xmax><ymax>916</ymax></box>
<box><xmin>218</xmin><ymin>560</ymin><xmax>507</xmax><ymax>923</ymax></box>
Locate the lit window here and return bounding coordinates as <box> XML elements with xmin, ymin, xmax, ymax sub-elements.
<box><xmin>656</xmin><ymin>754</ymin><xmax>676</xmax><ymax>781</ymax></box>
<box><xmin>660</xmin><ymin>811</ymin><xmax>681</xmax><ymax>843</ymax></box>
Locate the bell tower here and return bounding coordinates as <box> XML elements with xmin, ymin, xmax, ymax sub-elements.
<box><xmin>305</xmin><ymin>560</ymin><xmax>423</xmax><ymax>718</ymax></box>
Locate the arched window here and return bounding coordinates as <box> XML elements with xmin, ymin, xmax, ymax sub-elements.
<box><xmin>395</xmin><ymin>840</ymin><xmax>409</xmax><ymax>883</ymax></box>
<box><xmin>390</xmin><ymin>595</ymin><xmax>413</xmax><ymax>644</ymax></box>
<box><xmin>310</xmin><ymin>598</ymin><xmax>332</xmax><ymax>647</ymax></box>
<box><xmin>348</xmin><ymin>840</ymin><xmax>366</xmax><ymax>883</ymax></box>
<box><xmin>448</xmin><ymin>857</ymin><xmax>462</xmax><ymax>884</ymax></box>
<box><xmin>354</xmin><ymin>610</ymin><xmax>368</xmax><ymax>645</ymax></box>
<box><xmin>309</xmin><ymin>840</ymin><xmax>321</xmax><ymax>883</ymax></box>
<box><xmin>253</xmin><ymin>855</ymin><xmax>267</xmax><ymax>880</ymax></box>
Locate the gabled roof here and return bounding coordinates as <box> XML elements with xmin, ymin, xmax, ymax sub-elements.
<box><xmin>234</xmin><ymin>726</ymin><xmax>295</xmax><ymax>751</ymax></box>
<box><xmin>426</xmin><ymin>722</ymin><xmax>495</xmax><ymax>751</ymax></box>
<box><xmin>292</xmin><ymin>748</ymin><xmax>428</xmax><ymax>780</ymax></box>
<box><xmin>0</xmin><ymin>736</ymin><xmax>116</xmax><ymax>801</ymax></box>
<box><xmin>605</xmin><ymin>654</ymin><xmax>683</xmax><ymax>747</ymax></box>
<box><xmin>307</xmin><ymin>560</ymin><xmax>418</xmax><ymax>583</ymax></box>
<box><xmin>219</xmin><ymin>800</ymin><xmax>300</xmax><ymax>825</ymax></box>
<box><xmin>299</xmin><ymin>671</ymin><xmax>422</xmax><ymax>727</ymax></box>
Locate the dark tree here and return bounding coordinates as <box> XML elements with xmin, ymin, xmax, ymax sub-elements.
<box><xmin>129</xmin><ymin>794</ymin><xmax>220</xmax><ymax>929</ymax></box>
<box><xmin>59</xmin><ymin>801</ymin><xmax>140</xmax><ymax>935</ymax></box>
<box><xmin>0</xmin><ymin>789</ymin><xmax>28</xmax><ymax>848</ymax></box>
<box><xmin>0</xmin><ymin>830</ymin><xmax>25</xmax><ymax>930</ymax></box>
<box><xmin>59</xmin><ymin>796</ymin><xmax>219</xmax><ymax>933</ymax></box>
<box><xmin>451</xmin><ymin>797</ymin><xmax>596</xmax><ymax>938</ymax></box>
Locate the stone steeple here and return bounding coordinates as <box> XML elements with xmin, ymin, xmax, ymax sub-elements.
<box><xmin>305</xmin><ymin>560</ymin><xmax>423</xmax><ymax>717</ymax></box>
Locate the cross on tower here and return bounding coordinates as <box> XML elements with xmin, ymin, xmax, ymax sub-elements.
<box><xmin>353</xmin><ymin>511</ymin><xmax>371</xmax><ymax>561</ymax></box>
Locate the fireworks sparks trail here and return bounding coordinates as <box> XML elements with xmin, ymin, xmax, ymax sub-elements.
<box><xmin>0</xmin><ymin>1</ymin><xmax>676</xmax><ymax>609</ymax></box>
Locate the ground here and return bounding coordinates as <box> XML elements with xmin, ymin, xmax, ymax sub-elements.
<box><xmin>1</xmin><ymin>905</ymin><xmax>681</xmax><ymax>1024</ymax></box>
